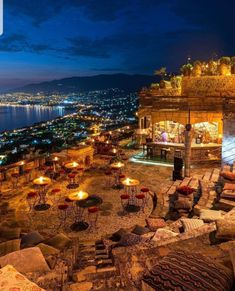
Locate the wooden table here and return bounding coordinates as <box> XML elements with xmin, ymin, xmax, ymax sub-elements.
<box><xmin>33</xmin><ymin>176</ymin><xmax>51</xmax><ymax>211</ymax></box>
<box><xmin>68</xmin><ymin>190</ymin><xmax>89</xmax><ymax>231</ymax></box>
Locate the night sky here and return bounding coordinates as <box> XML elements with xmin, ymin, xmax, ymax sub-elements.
<box><xmin>0</xmin><ymin>0</ymin><xmax>235</xmax><ymax>89</ymax></box>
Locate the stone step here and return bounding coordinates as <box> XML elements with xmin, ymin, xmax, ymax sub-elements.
<box><xmin>95</xmin><ymin>254</ymin><xmax>110</xmax><ymax>260</ymax></box>
<box><xmin>95</xmin><ymin>249</ymin><xmax>108</xmax><ymax>255</ymax></box>
<box><xmin>96</xmin><ymin>244</ymin><xmax>106</xmax><ymax>250</ymax></box>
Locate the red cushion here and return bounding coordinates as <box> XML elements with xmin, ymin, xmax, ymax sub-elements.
<box><xmin>51</xmin><ymin>188</ymin><xmax>61</xmax><ymax>193</ymax></box>
<box><xmin>88</xmin><ymin>206</ymin><xmax>99</xmax><ymax>213</ymax></box>
<box><xmin>177</xmin><ymin>185</ymin><xmax>194</xmax><ymax>195</ymax></box>
<box><xmin>77</xmin><ymin>167</ymin><xmax>84</xmax><ymax>171</ymax></box>
<box><xmin>105</xmin><ymin>171</ymin><xmax>112</xmax><ymax>175</ymax></box>
<box><xmin>59</xmin><ymin>170</ymin><xmax>66</xmax><ymax>174</ymax></box>
<box><xmin>68</xmin><ymin>174</ymin><xmax>75</xmax><ymax>179</ymax></box>
<box><xmin>27</xmin><ymin>192</ymin><xmax>37</xmax><ymax>199</ymax></box>
<box><xmin>141</xmin><ymin>187</ymin><xmax>149</xmax><ymax>192</ymax></box>
<box><xmin>122</xmin><ymin>157</ymin><xmax>128</xmax><ymax>161</ymax></box>
<box><xmin>136</xmin><ymin>194</ymin><xmax>145</xmax><ymax>199</ymax></box>
<box><xmin>58</xmin><ymin>204</ymin><xmax>68</xmax><ymax>210</ymax></box>
<box><xmin>11</xmin><ymin>173</ymin><xmax>19</xmax><ymax>178</ymax></box>
<box><xmin>120</xmin><ymin>194</ymin><xmax>130</xmax><ymax>199</ymax></box>
<box><xmin>65</xmin><ymin>197</ymin><xmax>73</xmax><ymax>203</ymax></box>
<box><xmin>220</xmin><ymin>171</ymin><xmax>235</xmax><ymax>181</ymax></box>
<box><xmin>119</xmin><ymin>174</ymin><xmax>125</xmax><ymax>179</ymax></box>
<box><xmin>24</xmin><ymin>169</ymin><xmax>32</xmax><ymax>173</ymax></box>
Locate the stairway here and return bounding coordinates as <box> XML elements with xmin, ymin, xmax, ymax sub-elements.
<box><xmin>72</xmin><ymin>239</ymin><xmax>125</xmax><ymax>290</ymax></box>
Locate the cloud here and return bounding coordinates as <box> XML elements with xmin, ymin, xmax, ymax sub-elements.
<box><xmin>0</xmin><ymin>33</ymin><xmax>51</xmax><ymax>53</ymax></box>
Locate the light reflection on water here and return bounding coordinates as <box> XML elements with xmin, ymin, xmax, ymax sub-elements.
<box><xmin>0</xmin><ymin>105</ymin><xmax>75</xmax><ymax>132</ymax></box>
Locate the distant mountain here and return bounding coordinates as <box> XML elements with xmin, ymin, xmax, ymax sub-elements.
<box><xmin>13</xmin><ymin>73</ymin><xmax>157</xmax><ymax>93</ymax></box>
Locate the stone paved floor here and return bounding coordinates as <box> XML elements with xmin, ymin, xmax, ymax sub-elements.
<box><xmin>1</xmin><ymin>150</ymin><xmax>220</xmax><ymax>242</ymax></box>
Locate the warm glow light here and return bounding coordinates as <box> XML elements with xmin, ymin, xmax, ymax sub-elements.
<box><xmin>72</xmin><ymin>161</ymin><xmax>78</xmax><ymax>167</ymax></box>
<box><xmin>20</xmin><ymin>161</ymin><xmax>24</xmax><ymax>165</ymax></box>
<box><xmin>113</xmin><ymin>148</ymin><xmax>117</xmax><ymax>154</ymax></box>
<box><xmin>54</xmin><ymin>157</ymin><xmax>59</xmax><ymax>161</ymax></box>
<box><xmin>126</xmin><ymin>177</ymin><xmax>130</xmax><ymax>184</ymax></box>
<box><xmin>39</xmin><ymin>176</ymin><xmax>44</xmax><ymax>182</ymax></box>
<box><xmin>219</xmin><ymin>134</ymin><xmax>223</xmax><ymax>138</ymax></box>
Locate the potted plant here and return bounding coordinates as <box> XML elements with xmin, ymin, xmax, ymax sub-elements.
<box><xmin>180</xmin><ymin>64</ymin><xmax>193</xmax><ymax>76</ymax></box>
<box><xmin>231</xmin><ymin>57</ymin><xmax>235</xmax><ymax>74</ymax></box>
<box><xmin>192</xmin><ymin>60</ymin><xmax>202</xmax><ymax>77</ymax></box>
<box><xmin>207</xmin><ymin>60</ymin><xmax>217</xmax><ymax>75</ymax></box>
<box><xmin>218</xmin><ymin>56</ymin><xmax>231</xmax><ymax>75</ymax></box>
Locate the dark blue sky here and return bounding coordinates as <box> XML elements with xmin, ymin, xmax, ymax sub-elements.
<box><xmin>0</xmin><ymin>0</ymin><xmax>235</xmax><ymax>89</ymax></box>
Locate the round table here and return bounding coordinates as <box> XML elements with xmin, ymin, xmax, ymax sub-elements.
<box><xmin>68</xmin><ymin>190</ymin><xmax>89</xmax><ymax>231</ymax></box>
<box><xmin>33</xmin><ymin>176</ymin><xmax>51</xmax><ymax>211</ymax></box>
<box><xmin>121</xmin><ymin>178</ymin><xmax>140</xmax><ymax>212</ymax></box>
<box><xmin>65</xmin><ymin>162</ymin><xmax>79</xmax><ymax>188</ymax></box>
<box><xmin>110</xmin><ymin>162</ymin><xmax>124</xmax><ymax>189</ymax></box>
<box><xmin>65</xmin><ymin>161</ymin><xmax>79</xmax><ymax>170</ymax></box>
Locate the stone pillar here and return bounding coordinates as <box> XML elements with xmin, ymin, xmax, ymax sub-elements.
<box><xmin>222</xmin><ymin>113</ymin><xmax>235</xmax><ymax>166</ymax></box>
<box><xmin>184</xmin><ymin>124</ymin><xmax>192</xmax><ymax>177</ymax></box>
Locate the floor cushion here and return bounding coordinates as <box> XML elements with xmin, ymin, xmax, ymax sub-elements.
<box><xmin>224</xmin><ymin>183</ymin><xmax>235</xmax><ymax>191</ymax></box>
<box><xmin>216</xmin><ymin>219</ymin><xmax>235</xmax><ymax>240</ymax></box>
<box><xmin>151</xmin><ymin>228</ymin><xmax>178</xmax><ymax>242</ymax></box>
<box><xmin>181</xmin><ymin>218</ymin><xmax>204</xmax><ymax>232</ymax></box>
<box><xmin>0</xmin><ymin>264</ymin><xmax>45</xmax><ymax>290</ymax></box>
<box><xmin>142</xmin><ymin>250</ymin><xmax>233</xmax><ymax>291</ymax></box>
<box><xmin>0</xmin><ymin>247</ymin><xmax>50</xmax><ymax>273</ymax></box>
<box><xmin>44</xmin><ymin>233</ymin><xmax>72</xmax><ymax>250</ymax></box>
<box><xmin>0</xmin><ymin>239</ymin><xmax>21</xmax><ymax>257</ymax></box>
<box><xmin>221</xmin><ymin>190</ymin><xmax>235</xmax><ymax>199</ymax></box>
<box><xmin>37</xmin><ymin>243</ymin><xmax>60</xmax><ymax>257</ymax></box>
<box><xmin>221</xmin><ymin>171</ymin><xmax>235</xmax><ymax>181</ymax></box>
<box><xmin>110</xmin><ymin>228</ymin><xmax>128</xmax><ymax>241</ymax></box>
<box><xmin>200</xmin><ymin>209</ymin><xmax>222</xmax><ymax>222</ymax></box>
<box><xmin>145</xmin><ymin>218</ymin><xmax>166</xmax><ymax>231</ymax></box>
<box><xmin>21</xmin><ymin>231</ymin><xmax>44</xmax><ymax>248</ymax></box>
<box><xmin>132</xmin><ymin>225</ymin><xmax>150</xmax><ymax>235</ymax></box>
<box><xmin>118</xmin><ymin>233</ymin><xmax>143</xmax><ymax>246</ymax></box>
<box><xmin>0</xmin><ymin>226</ymin><xmax>21</xmax><ymax>242</ymax></box>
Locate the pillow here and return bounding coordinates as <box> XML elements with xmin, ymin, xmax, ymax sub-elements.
<box><xmin>0</xmin><ymin>247</ymin><xmax>50</xmax><ymax>273</ymax></box>
<box><xmin>228</xmin><ymin>241</ymin><xmax>235</xmax><ymax>276</ymax></box>
<box><xmin>0</xmin><ymin>239</ymin><xmax>21</xmax><ymax>257</ymax></box>
<box><xmin>132</xmin><ymin>225</ymin><xmax>150</xmax><ymax>235</ymax></box>
<box><xmin>221</xmin><ymin>190</ymin><xmax>235</xmax><ymax>199</ymax></box>
<box><xmin>177</xmin><ymin>185</ymin><xmax>194</xmax><ymax>195</ymax></box>
<box><xmin>220</xmin><ymin>171</ymin><xmax>235</xmax><ymax>181</ymax></box>
<box><xmin>0</xmin><ymin>226</ymin><xmax>21</xmax><ymax>242</ymax></box>
<box><xmin>224</xmin><ymin>183</ymin><xmax>235</xmax><ymax>190</ymax></box>
<box><xmin>166</xmin><ymin>219</ymin><xmax>183</xmax><ymax>233</ymax></box>
<box><xmin>118</xmin><ymin>233</ymin><xmax>143</xmax><ymax>246</ymax></box>
<box><xmin>21</xmin><ymin>231</ymin><xmax>44</xmax><ymax>248</ymax></box>
<box><xmin>216</xmin><ymin>219</ymin><xmax>235</xmax><ymax>240</ymax></box>
<box><xmin>142</xmin><ymin>250</ymin><xmax>233</xmax><ymax>291</ymax></box>
<box><xmin>200</xmin><ymin>209</ymin><xmax>222</xmax><ymax>222</ymax></box>
<box><xmin>174</xmin><ymin>199</ymin><xmax>192</xmax><ymax>210</ymax></box>
<box><xmin>0</xmin><ymin>265</ymin><xmax>45</xmax><ymax>290</ymax></box>
<box><xmin>37</xmin><ymin>243</ymin><xmax>60</xmax><ymax>257</ymax></box>
<box><xmin>145</xmin><ymin>218</ymin><xmax>166</xmax><ymax>231</ymax></box>
<box><xmin>181</xmin><ymin>218</ymin><xmax>204</xmax><ymax>232</ymax></box>
<box><xmin>151</xmin><ymin>228</ymin><xmax>178</xmax><ymax>242</ymax></box>
<box><xmin>44</xmin><ymin>233</ymin><xmax>72</xmax><ymax>250</ymax></box>
<box><xmin>110</xmin><ymin>228</ymin><xmax>128</xmax><ymax>241</ymax></box>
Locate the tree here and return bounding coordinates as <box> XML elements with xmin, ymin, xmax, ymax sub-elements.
<box><xmin>154</xmin><ymin>67</ymin><xmax>167</xmax><ymax>79</ymax></box>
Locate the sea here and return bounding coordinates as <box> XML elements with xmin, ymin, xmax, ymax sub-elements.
<box><xmin>0</xmin><ymin>104</ymin><xmax>76</xmax><ymax>132</ymax></box>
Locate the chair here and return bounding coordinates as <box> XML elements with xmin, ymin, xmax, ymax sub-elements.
<box><xmin>135</xmin><ymin>194</ymin><xmax>146</xmax><ymax>212</ymax></box>
<box><xmin>50</xmin><ymin>188</ymin><xmax>61</xmax><ymax>206</ymax></box>
<box><xmin>105</xmin><ymin>170</ymin><xmax>113</xmax><ymax>188</ymax></box>
<box><xmin>141</xmin><ymin>187</ymin><xmax>150</xmax><ymax>206</ymax></box>
<box><xmin>88</xmin><ymin>206</ymin><xmax>99</xmax><ymax>231</ymax></box>
<box><xmin>24</xmin><ymin>169</ymin><xmax>32</xmax><ymax>183</ymax></box>
<box><xmin>26</xmin><ymin>191</ymin><xmax>38</xmax><ymax>211</ymax></box>
<box><xmin>120</xmin><ymin>194</ymin><xmax>130</xmax><ymax>212</ymax></box>
<box><xmin>57</xmin><ymin>204</ymin><xmax>69</xmax><ymax>230</ymax></box>
<box><xmin>11</xmin><ymin>173</ymin><xmax>19</xmax><ymax>189</ymax></box>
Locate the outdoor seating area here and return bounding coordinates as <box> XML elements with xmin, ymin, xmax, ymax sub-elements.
<box><xmin>2</xmin><ymin>143</ymin><xmax>235</xmax><ymax>289</ymax></box>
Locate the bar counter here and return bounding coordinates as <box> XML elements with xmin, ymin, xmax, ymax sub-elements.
<box><xmin>147</xmin><ymin>142</ymin><xmax>221</xmax><ymax>162</ymax></box>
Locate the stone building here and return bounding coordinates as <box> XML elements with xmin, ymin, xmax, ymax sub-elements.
<box><xmin>138</xmin><ymin>74</ymin><xmax>235</xmax><ymax>166</ymax></box>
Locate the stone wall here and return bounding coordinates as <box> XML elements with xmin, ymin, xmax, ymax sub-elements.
<box><xmin>182</xmin><ymin>75</ymin><xmax>235</xmax><ymax>97</ymax></box>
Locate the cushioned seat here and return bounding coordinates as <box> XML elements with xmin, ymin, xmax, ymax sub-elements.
<box><xmin>120</xmin><ymin>194</ymin><xmax>130</xmax><ymax>199</ymax></box>
<box><xmin>143</xmin><ymin>250</ymin><xmax>233</xmax><ymax>291</ymax></box>
<box><xmin>141</xmin><ymin>187</ymin><xmax>149</xmax><ymax>193</ymax></box>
